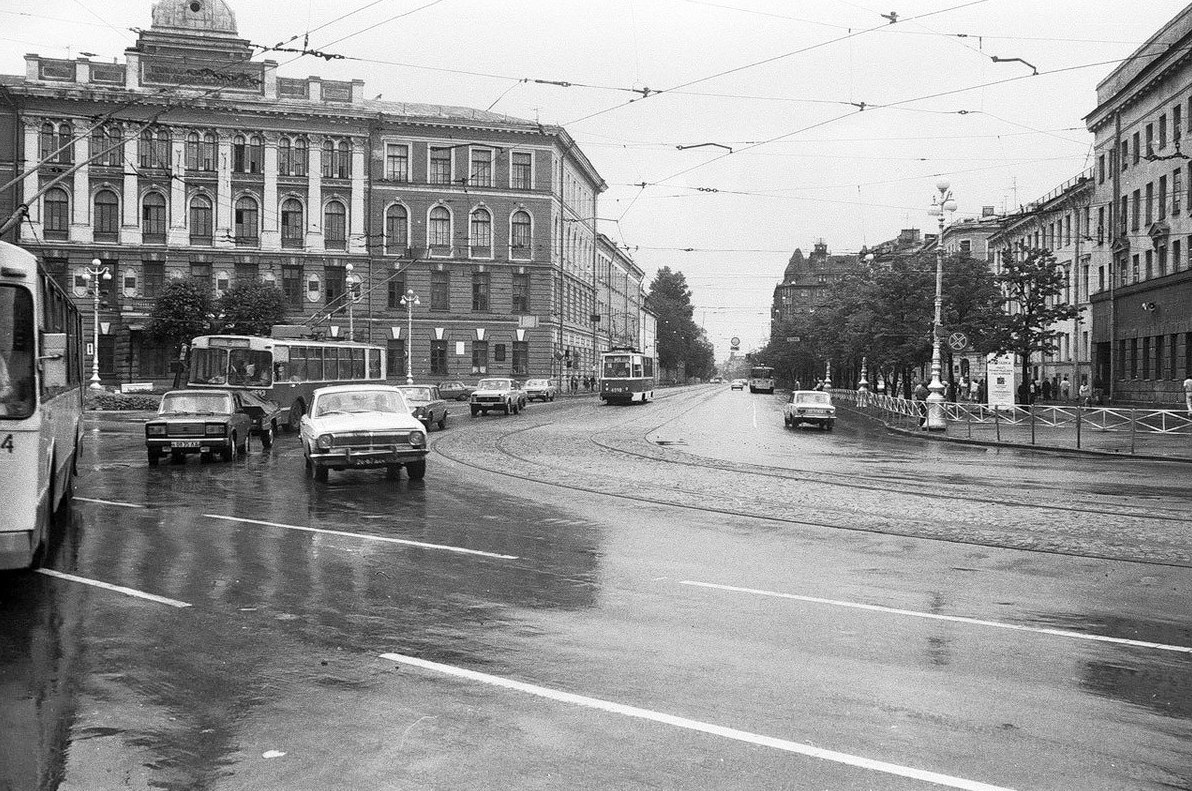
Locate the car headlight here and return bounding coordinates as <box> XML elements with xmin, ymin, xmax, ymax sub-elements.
<box><xmin>205</xmin><ymin>423</ymin><xmax>226</xmax><ymax>436</ymax></box>
<box><xmin>316</xmin><ymin>434</ymin><xmax>333</xmax><ymax>450</ymax></box>
<box><xmin>408</xmin><ymin>431</ymin><xmax>426</xmax><ymax>449</ymax></box>
<box><xmin>146</xmin><ymin>424</ymin><xmax>166</xmax><ymax>436</ymax></box>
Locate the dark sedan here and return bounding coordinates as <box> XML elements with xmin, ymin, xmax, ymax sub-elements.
<box><xmin>396</xmin><ymin>384</ymin><xmax>449</xmax><ymax>430</ymax></box>
<box><xmin>437</xmin><ymin>380</ymin><xmax>475</xmax><ymax>401</ymax></box>
<box><xmin>145</xmin><ymin>390</ymin><xmax>253</xmax><ymax>465</ymax></box>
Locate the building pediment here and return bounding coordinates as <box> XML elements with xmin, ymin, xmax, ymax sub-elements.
<box><xmin>1147</xmin><ymin>220</ymin><xmax>1171</xmax><ymax>247</ymax></box>
<box><xmin>1110</xmin><ymin>235</ymin><xmax>1131</xmax><ymax>255</ymax></box>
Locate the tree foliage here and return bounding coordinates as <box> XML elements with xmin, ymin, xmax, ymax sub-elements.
<box><xmin>986</xmin><ymin>246</ymin><xmax>1079</xmax><ymax>382</ymax></box>
<box><xmin>217</xmin><ymin>280</ymin><xmax>288</xmax><ymax>337</ymax></box>
<box><xmin>647</xmin><ymin>266</ymin><xmax>716</xmax><ymax>380</ymax></box>
<box><xmin>145</xmin><ymin>280</ymin><xmax>212</xmax><ymax>351</ymax></box>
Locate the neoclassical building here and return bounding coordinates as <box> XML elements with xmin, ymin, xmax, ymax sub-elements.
<box><xmin>0</xmin><ymin>0</ymin><xmax>639</xmax><ymax>386</ymax></box>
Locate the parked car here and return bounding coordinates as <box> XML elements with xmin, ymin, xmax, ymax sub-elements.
<box><xmin>437</xmin><ymin>380</ymin><xmax>475</xmax><ymax>401</ymax></box>
<box><xmin>523</xmin><ymin>377</ymin><xmax>559</xmax><ymax>402</ymax></box>
<box><xmin>237</xmin><ymin>390</ymin><xmax>284</xmax><ymax>448</ymax></box>
<box><xmin>145</xmin><ymin>389</ymin><xmax>253</xmax><ymax>465</ymax></box>
<box><xmin>783</xmin><ymin>390</ymin><xmax>837</xmax><ymax>431</ymax></box>
<box><xmin>396</xmin><ymin>384</ymin><xmax>449</xmax><ymax>430</ymax></box>
<box><xmin>730</xmin><ymin>379</ymin><xmax>746</xmax><ymax>390</ymax></box>
<box><xmin>300</xmin><ymin>384</ymin><xmax>428</xmax><ymax>482</ymax></box>
<box><xmin>470</xmin><ymin>377</ymin><xmax>523</xmax><ymax>416</ymax></box>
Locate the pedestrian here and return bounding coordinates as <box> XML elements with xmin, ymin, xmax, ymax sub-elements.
<box><xmin>1017</xmin><ymin>381</ymin><xmax>1028</xmax><ymax>405</ymax></box>
<box><xmin>1060</xmin><ymin>375</ymin><xmax>1070</xmax><ymax>401</ymax></box>
<box><xmin>1030</xmin><ymin>378</ymin><xmax>1040</xmax><ymax>405</ymax></box>
<box><xmin>914</xmin><ymin>379</ymin><xmax>930</xmax><ymax>426</ymax></box>
<box><xmin>1078</xmin><ymin>377</ymin><xmax>1091</xmax><ymax>408</ymax></box>
<box><xmin>977</xmin><ymin>378</ymin><xmax>986</xmax><ymax>404</ymax></box>
<box><xmin>1184</xmin><ymin>372</ymin><xmax>1192</xmax><ymax>415</ymax></box>
<box><xmin>793</xmin><ymin>379</ymin><xmax>802</xmax><ymax>391</ymax></box>
<box><xmin>1041</xmin><ymin>378</ymin><xmax>1052</xmax><ymax>401</ymax></box>
<box><xmin>582</xmin><ymin>375</ymin><xmax>590</xmax><ymax>391</ymax></box>
<box><xmin>813</xmin><ymin>378</ymin><xmax>824</xmax><ymax>391</ymax></box>
<box><xmin>571</xmin><ymin>374</ymin><xmax>579</xmax><ymax>394</ymax></box>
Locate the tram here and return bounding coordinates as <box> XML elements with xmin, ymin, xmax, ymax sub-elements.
<box><xmin>599</xmin><ymin>347</ymin><xmax>655</xmax><ymax>404</ymax></box>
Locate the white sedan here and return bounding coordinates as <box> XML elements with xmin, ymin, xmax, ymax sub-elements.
<box><xmin>783</xmin><ymin>390</ymin><xmax>836</xmax><ymax>431</ymax></box>
<box><xmin>300</xmin><ymin>384</ymin><xmax>428</xmax><ymax>482</ymax></box>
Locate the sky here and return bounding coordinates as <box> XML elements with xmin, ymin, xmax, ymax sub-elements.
<box><xmin>4</xmin><ymin>0</ymin><xmax>1189</xmax><ymax>357</ymax></box>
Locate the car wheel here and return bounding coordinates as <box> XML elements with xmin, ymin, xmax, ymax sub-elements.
<box><xmin>470</xmin><ymin>407</ymin><xmax>479</xmax><ymax>417</ymax></box>
<box><xmin>503</xmin><ymin>404</ymin><xmax>511</xmax><ymax>415</ymax></box>
<box><xmin>826</xmin><ymin>422</ymin><xmax>835</xmax><ymax>432</ymax></box>
<box><xmin>221</xmin><ymin>435</ymin><xmax>236</xmax><ymax>462</ymax></box>
<box><xmin>437</xmin><ymin>413</ymin><xmax>447</xmax><ymax>430</ymax></box>
<box><xmin>405</xmin><ymin>459</ymin><xmax>427</xmax><ymax>481</ymax></box>
<box><xmin>261</xmin><ymin>423</ymin><xmax>274</xmax><ymax>449</ymax></box>
<box><xmin>147</xmin><ymin>450</ymin><xmax>160</xmax><ymax>466</ymax></box>
<box><xmin>314</xmin><ymin>465</ymin><xmax>328</xmax><ymax>483</ymax></box>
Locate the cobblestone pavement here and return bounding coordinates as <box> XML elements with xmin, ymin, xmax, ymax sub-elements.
<box><xmin>433</xmin><ymin>386</ymin><xmax>1192</xmax><ymax>567</ymax></box>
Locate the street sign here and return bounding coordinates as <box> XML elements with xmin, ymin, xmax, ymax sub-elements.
<box><xmin>947</xmin><ymin>331</ymin><xmax>969</xmax><ymax>352</ymax></box>
<box><xmin>730</xmin><ymin>336</ymin><xmax>740</xmax><ymax>346</ymax></box>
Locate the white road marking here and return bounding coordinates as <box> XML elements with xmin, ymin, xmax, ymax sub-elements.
<box><xmin>36</xmin><ymin>569</ymin><xmax>191</xmax><ymax>608</ymax></box>
<box><xmin>74</xmin><ymin>497</ymin><xmax>147</xmax><ymax>508</ymax></box>
<box><xmin>204</xmin><ymin>515</ymin><xmax>519</xmax><ymax>560</ymax></box>
<box><xmin>379</xmin><ymin>652</ymin><xmax>1018</xmax><ymax>791</ymax></box>
<box><xmin>751</xmin><ymin>400</ymin><xmax>758</xmax><ymax>429</ymax></box>
<box><xmin>678</xmin><ymin>580</ymin><xmax>1192</xmax><ymax>654</ymax></box>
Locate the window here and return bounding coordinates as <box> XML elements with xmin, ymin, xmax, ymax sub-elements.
<box><xmin>293</xmin><ymin>137</ymin><xmax>308</xmax><ymax>176</ymax></box>
<box><xmin>959</xmin><ymin>239</ymin><xmax>971</xmax><ymax>255</ymax></box>
<box><xmin>139</xmin><ymin>129</ymin><xmax>170</xmax><ymax>169</ymax></box>
<box><xmin>471</xmin><ymin>340</ymin><xmax>488</xmax><ymax>374</ymax></box>
<box><xmin>1142</xmin><ymin>337</ymin><xmax>1151</xmax><ymax>379</ymax></box>
<box><xmin>41</xmin><ymin>122</ymin><xmax>73</xmax><ymax>164</ymax></box>
<box><xmin>44</xmin><ymin>188</ymin><xmax>69</xmax><ymax>240</ymax></box>
<box><xmin>428</xmin><ymin>206</ymin><xmax>451</xmax><ymax>255</ymax></box>
<box><xmin>512</xmin><ymin>341</ymin><xmax>528</xmax><ymax>375</ymax></box>
<box><xmin>1131</xmin><ymin>190</ymin><xmax>1140</xmax><ymax>231</ymax></box>
<box><xmin>279</xmin><ymin>137</ymin><xmax>308</xmax><ymax>177</ymax></box>
<box><xmin>91</xmin><ymin>125</ymin><xmax>122</xmax><ymax>167</ymax></box>
<box><xmin>1146</xmin><ymin>125</ymin><xmax>1154</xmax><ymax>156</ymax></box>
<box><xmin>233</xmin><ymin>135</ymin><xmax>247</xmax><ymax>172</ymax></box>
<box><xmin>494</xmin><ymin>343</ymin><xmax>506</xmax><ymax>362</ymax></box>
<box><xmin>431</xmin><ymin>270</ymin><xmax>449</xmax><ymax>311</ymax></box>
<box><xmin>40</xmin><ymin>122</ymin><xmax>56</xmax><ymax>162</ymax></box>
<box><xmin>1176</xmin><ymin>170</ymin><xmax>1183</xmax><ymax>214</ymax></box>
<box><xmin>234</xmin><ymin>196</ymin><xmax>259</xmax><ymax>244</ymax></box>
<box><xmin>1161</xmin><ymin>115</ymin><xmax>1168</xmax><ymax>149</ymax></box>
<box><xmin>278</xmin><ymin>137</ymin><xmax>292</xmax><ymax>175</ymax></box>
<box><xmin>387</xmin><ymin>339</ymin><xmax>407</xmax><ymax>377</ymax></box>
<box><xmin>190</xmin><ymin>262</ymin><xmax>212</xmax><ymax>294</ymax></box>
<box><xmin>472</xmin><ymin>271</ymin><xmax>490</xmax><ymax>311</ymax></box>
<box><xmin>325</xmin><ymin>266</ymin><xmax>345</xmax><ymax>306</ymax></box>
<box><xmin>511</xmin><ymin>152</ymin><xmax>532</xmax><ymax>189</ymax></box>
<box><xmin>235</xmin><ymin>261</ymin><xmax>258</xmax><ymax>285</ymax></box>
<box><xmin>321</xmin><ymin>139</ymin><xmax>334</xmax><ymax>178</ymax></box>
<box><xmin>387</xmin><ymin>276</ymin><xmax>406</xmax><ymax>309</ymax></box>
<box><xmin>1121</xmin><ymin>139</ymin><xmax>1129</xmax><ymax>171</ymax></box>
<box><xmin>1174</xmin><ymin>240</ymin><xmax>1182</xmax><ymax>277</ymax></box>
<box><xmin>385</xmin><ymin>143</ymin><xmax>409</xmax><ymax>181</ymax></box>
<box><xmin>143</xmin><ymin>262</ymin><xmax>165</xmax><ymax>298</ymax></box>
<box><xmin>1097</xmin><ymin>206</ymin><xmax>1105</xmax><ymax>244</ymax></box>
<box><xmin>1098</xmin><ymin>154</ymin><xmax>1105</xmax><ymax>184</ymax></box>
<box><xmin>282</xmin><ymin>265</ymin><xmax>303</xmax><ymax>308</ymax></box>
<box><xmin>190</xmin><ymin>195</ymin><xmax>213</xmax><ymax>245</ymax></box>
<box><xmin>142</xmin><ymin>192</ymin><xmax>166</xmax><ymax>243</ymax></box>
<box><xmin>470</xmin><ymin>149</ymin><xmax>492</xmax><ymax>187</ymax></box>
<box><xmin>385</xmin><ymin>204</ymin><xmax>408</xmax><ymax>254</ymax></box>
<box><xmin>429</xmin><ymin>147</ymin><xmax>452</xmax><ymax>184</ymax></box>
<box><xmin>1159</xmin><ymin>245</ymin><xmax>1168</xmax><ymax>277</ymax></box>
<box><xmin>94</xmin><ymin>190</ymin><xmax>119</xmax><ymax>241</ymax></box>
<box><xmin>245</xmin><ymin>136</ymin><xmax>263</xmax><ymax>173</ymax></box>
<box><xmin>1146</xmin><ymin>182</ymin><xmax>1154</xmax><ymax>225</ymax></box>
<box><xmin>281</xmin><ymin>199</ymin><xmax>304</xmax><ymax>249</ymax></box>
<box><xmin>324</xmin><ymin>201</ymin><xmax>347</xmax><ymax>250</ymax></box>
<box><xmin>512</xmin><ymin>272</ymin><xmax>530</xmax><ymax>313</ymax></box>
<box><xmin>469</xmin><ymin>208</ymin><xmax>492</xmax><ymax>257</ymax></box>
<box><xmin>1160</xmin><ymin>176</ymin><xmax>1168</xmax><ymax>220</ymax></box>
<box><xmin>336</xmin><ymin>140</ymin><xmax>350</xmax><ymax>179</ymax></box>
<box><xmin>510</xmin><ymin>210</ymin><xmax>531</xmax><ymax>260</ymax></box>
<box><xmin>431</xmin><ymin>340</ymin><xmax>448</xmax><ymax>376</ymax></box>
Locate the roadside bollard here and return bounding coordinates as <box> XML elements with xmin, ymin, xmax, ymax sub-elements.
<box><xmin>1075</xmin><ymin>406</ymin><xmax>1082</xmax><ymax>449</ymax></box>
<box><xmin>1030</xmin><ymin>406</ymin><xmax>1036</xmax><ymax>445</ymax></box>
<box><xmin>994</xmin><ymin>406</ymin><xmax>1001</xmax><ymax>443</ymax></box>
<box><xmin>1130</xmin><ymin>410</ymin><xmax>1137</xmax><ymax>455</ymax></box>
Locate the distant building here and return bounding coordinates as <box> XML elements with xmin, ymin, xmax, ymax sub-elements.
<box><xmin>940</xmin><ymin>210</ymin><xmax>1002</xmax><ymax>263</ymax></box>
<box><xmin>861</xmin><ymin>228</ymin><xmax>927</xmax><ymax>267</ymax></box>
<box><xmin>1086</xmin><ymin>3</ymin><xmax>1192</xmax><ymax>404</ymax></box>
<box><xmin>770</xmin><ymin>240</ymin><xmax>860</xmax><ymax>334</ymax></box>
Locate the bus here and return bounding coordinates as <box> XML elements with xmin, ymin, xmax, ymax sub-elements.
<box><xmin>187</xmin><ymin>334</ymin><xmax>386</xmax><ymax>429</ymax></box>
<box><xmin>0</xmin><ymin>241</ymin><xmax>85</xmax><ymax>570</ymax></box>
<box><xmin>749</xmin><ymin>365</ymin><xmax>775</xmax><ymax>394</ymax></box>
<box><xmin>599</xmin><ymin>347</ymin><xmax>655</xmax><ymax>404</ymax></box>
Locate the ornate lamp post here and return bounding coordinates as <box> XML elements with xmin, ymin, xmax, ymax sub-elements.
<box><xmin>399</xmin><ymin>288</ymin><xmax>420</xmax><ymax>384</ymax></box>
<box><xmin>344</xmin><ymin>262</ymin><xmax>361</xmax><ymax>341</ymax></box>
<box><xmin>81</xmin><ymin>258</ymin><xmax>111</xmax><ymax>390</ymax></box>
<box><xmin>925</xmin><ymin>180</ymin><xmax>958</xmax><ymax>430</ymax></box>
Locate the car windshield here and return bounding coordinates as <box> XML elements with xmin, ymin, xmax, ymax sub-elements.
<box><xmin>793</xmin><ymin>392</ymin><xmax>831</xmax><ymax>404</ymax></box>
<box><xmin>477</xmin><ymin>379</ymin><xmax>511</xmax><ymax>390</ymax></box>
<box><xmin>399</xmin><ymin>387</ymin><xmax>432</xmax><ymax>401</ymax></box>
<box><xmin>160</xmin><ymin>392</ymin><xmax>233</xmax><ymax>415</ymax></box>
<box><xmin>315</xmin><ymin>390</ymin><xmax>406</xmax><ymax>416</ymax></box>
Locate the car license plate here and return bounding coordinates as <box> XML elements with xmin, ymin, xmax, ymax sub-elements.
<box><xmin>352</xmin><ymin>458</ymin><xmax>391</xmax><ymax>467</ymax></box>
<box><xmin>171</xmin><ymin>441</ymin><xmax>201</xmax><ymax>448</ymax></box>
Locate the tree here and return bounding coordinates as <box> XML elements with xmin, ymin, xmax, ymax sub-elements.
<box><xmin>987</xmin><ymin>246</ymin><xmax>1079</xmax><ymax>385</ymax></box>
<box><xmin>647</xmin><ymin>266</ymin><xmax>708</xmax><ymax>380</ymax></box>
<box><xmin>145</xmin><ymin>280</ymin><xmax>212</xmax><ymax>352</ymax></box>
<box><xmin>217</xmin><ymin>280</ymin><xmax>288</xmax><ymax>337</ymax></box>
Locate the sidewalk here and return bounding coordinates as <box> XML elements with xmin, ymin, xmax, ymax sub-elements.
<box><xmin>842</xmin><ymin>404</ymin><xmax>1192</xmax><ymax>462</ymax></box>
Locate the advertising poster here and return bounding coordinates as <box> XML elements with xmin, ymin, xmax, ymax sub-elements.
<box><xmin>986</xmin><ymin>354</ymin><xmax>1016</xmax><ymax>410</ymax></box>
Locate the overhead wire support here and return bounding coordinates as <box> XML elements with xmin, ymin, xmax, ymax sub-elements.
<box><xmin>676</xmin><ymin>143</ymin><xmax>733</xmax><ymax>153</ymax></box>
<box><xmin>990</xmin><ymin>55</ymin><xmax>1038</xmax><ymax>75</ymax></box>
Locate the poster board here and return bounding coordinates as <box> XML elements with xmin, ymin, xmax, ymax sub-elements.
<box><xmin>986</xmin><ymin>354</ymin><xmax>1016</xmax><ymax>410</ymax></box>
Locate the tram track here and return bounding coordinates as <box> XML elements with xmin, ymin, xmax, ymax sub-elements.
<box><xmin>433</xmin><ymin>387</ymin><xmax>1192</xmax><ymax>569</ymax></box>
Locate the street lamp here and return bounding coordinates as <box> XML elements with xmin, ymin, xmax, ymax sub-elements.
<box><xmin>399</xmin><ymin>288</ymin><xmax>420</xmax><ymax>384</ymax></box>
<box><xmin>344</xmin><ymin>262</ymin><xmax>361</xmax><ymax>341</ymax></box>
<box><xmin>81</xmin><ymin>258</ymin><xmax>111</xmax><ymax>390</ymax></box>
<box><xmin>925</xmin><ymin>180</ymin><xmax>958</xmax><ymax>430</ymax></box>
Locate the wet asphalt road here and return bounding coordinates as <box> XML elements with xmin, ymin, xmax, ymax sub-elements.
<box><xmin>2</xmin><ymin>385</ymin><xmax>1191</xmax><ymax>791</ymax></box>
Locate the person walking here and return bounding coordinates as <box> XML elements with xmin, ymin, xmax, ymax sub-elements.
<box><xmin>1184</xmin><ymin>372</ymin><xmax>1192</xmax><ymax>415</ymax></box>
<box><xmin>1060</xmin><ymin>375</ymin><xmax>1070</xmax><ymax>401</ymax></box>
<box><xmin>1041</xmin><ymin>378</ymin><xmax>1052</xmax><ymax>401</ymax></box>
<box><xmin>914</xmin><ymin>379</ymin><xmax>930</xmax><ymax>426</ymax></box>
<box><xmin>1078</xmin><ymin>378</ymin><xmax>1092</xmax><ymax>408</ymax></box>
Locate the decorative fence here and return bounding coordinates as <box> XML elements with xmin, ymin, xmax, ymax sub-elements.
<box><xmin>832</xmin><ymin>389</ymin><xmax>1192</xmax><ymax>455</ymax></box>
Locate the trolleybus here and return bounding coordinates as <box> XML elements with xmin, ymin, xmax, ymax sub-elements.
<box><xmin>599</xmin><ymin>347</ymin><xmax>655</xmax><ymax>404</ymax></box>
<box><xmin>187</xmin><ymin>333</ymin><xmax>387</xmax><ymax>429</ymax></box>
<box><xmin>749</xmin><ymin>364</ymin><xmax>775</xmax><ymax>394</ymax></box>
<box><xmin>0</xmin><ymin>241</ymin><xmax>85</xmax><ymax>570</ymax></box>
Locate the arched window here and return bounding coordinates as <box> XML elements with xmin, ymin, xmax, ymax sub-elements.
<box><xmin>293</xmin><ymin>137</ymin><xmax>308</xmax><ymax>176</ymax></box>
<box><xmin>469</xmin><ymin>208</ymin><xmax>492</xmax><ymax>257</ymax></box>
<box><xmin>232</xmin><ymin>134</ymin><xmax>247</xmax><ymax>173</ymax></box>
<box><xmin>336</xmin><ymin>140</ymin><xmax>350</xmax><ymax>179</ymax></box>
<box><xmin>91</xmin><ymin>125</ymin><xmax>121</xmax><ymax>167</ymax></box>
<box><xmin>138</xmin><ymin>129</ymin><xmax>154</xmax><ymax>168</ymax></box>
<box><xmin>185</xmin><ymin>132</ymin><xmax>200</xmax><ymax>171</ymax></box>
<box><xmin>43</xmin><ymin>187</ymin><xmax>69</xmax><ymax>240</ymax></box>
<box><xmin>281</xmin><ymin>198</ymin><xmax>304</xmax><ymax>249</ymax></box>
<box><xmin>248</xmin><ymin>135</ymin><xmax>264</xmax><ymax>173</ymax></box>
<box><xmin>57</xmin><ymin>123</ymin><xmax>73</xmax><ymax>164</ymax></box>
<box><xmin>154</xmin><ymin>129</ymin><xmax>170</xmax><ymax>169</ymax></box>
<box><xmin>234</xmin><ymin>196</ymin><xmax>259</xmax><ymax>245</ymax></box>
<box><xmin>40</xmin><ymin>123</ymin><xmax>56</xmax><ymax>160</ymax></box>
<box><xmin>510</xmin><ymin>210</ymin><xmax>531</xmax><ymax>260</ymax></box>
<box><xmin>189</xmin><ymin>194</ymin><xmax>213</xmax><ymax>244</ymax></box>
<box><xmin>278</xmin><ymin>137</ymin><xmax>291</xmax><ymax>176</ymax></box>
<box><xmin>201</xmin><ymin>132</ymin><xmax>216</xmax><ymax>171</ymax></box>
<box><xmin>93</xmin><ymin>190</ymin><xmax>119</xmax><ymax>241</ymax></box>
<box><xmin>321</xmin><ymin>139</ymin><xmax>334</xmax><ymax>178</ymax></box>
<box><xmin>385</xmin><ymin>204</ymin><xmax>408</xmax><ymax>254</ymax></box>
<box><xmin>142</xmin><ymin>192</ymin><xmax>167</xmax><ymax>243</ymax></box>
<box><xmin>324</xmin><ymin>200</ymin><xmax>346</xmax><ymax>250</ymax></box>
<box><xmin>428</xmin><ymin>206</ymin><xmax>451</xmax><ymax>255</ymax></box>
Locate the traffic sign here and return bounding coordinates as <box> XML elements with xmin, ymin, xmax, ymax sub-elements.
<box><xmin>947</xmin><ymin>331</ymin><xmax>969</xmax><ymax>352</ymax></box>
<box><xmin>730</xmin><ymin>336</ymin><xmax>740</xmax><ymax>347</ymax></box>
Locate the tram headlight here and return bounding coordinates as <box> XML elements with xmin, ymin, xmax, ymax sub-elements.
<box><xmin>316</xmin><ymin>434</ymin><xmax>333</xmax><ymax>450</ymax></box>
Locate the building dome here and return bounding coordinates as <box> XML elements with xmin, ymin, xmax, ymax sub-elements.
<box><xmin>151</xmin><ymin>0</ymin><xmax>238</xmax><ymax>35</ymax></box>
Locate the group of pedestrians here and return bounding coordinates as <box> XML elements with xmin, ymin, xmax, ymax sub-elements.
<box><xmin>566</xmin><ymin>375</ymin><xmax>598</xmax><ymax>394</ymax></box>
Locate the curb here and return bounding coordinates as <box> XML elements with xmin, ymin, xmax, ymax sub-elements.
<box><xmin>838</xmin><ymin>405</ymin><xmax>1192</xmax><ymax>464</ymax></box>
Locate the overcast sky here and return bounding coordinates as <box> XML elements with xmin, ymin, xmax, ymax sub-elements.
<box><xmin>4</xmin><ymin>0</ymin><xmax>1188</xmax><ymax>355</ymax></box>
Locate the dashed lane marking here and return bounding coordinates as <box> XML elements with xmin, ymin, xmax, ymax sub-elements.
<box><xmin>379</xmin><ymin>652</ymin><xmax>1018</xmax><ymax>791</ymax></box>
<box><xmin>678</xmin><ymin>580</ymin><xmax>1192</xmax><ymax>654</ymax></box>
<box><xmin>204</xmin><ymin>515</ymin><xmax>519</xmax><ymax>560</ymax></box>
<box><xmin>74</xmin><ymin>497</ymin><xmax>147</xmax><ymax>508</ymax></box>
<box><xmin>37</xmin><ymin>569</ymin><xmax>191</xmax><ymax>608</ymax></box>
<box><xmin>751</xmin><ymin>400</ymin><xmax>758</xmax><ymax>429</ymax></box>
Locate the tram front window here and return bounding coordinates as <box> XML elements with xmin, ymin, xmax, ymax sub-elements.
<box><xmin>603</xmin><ymin>355</ymin><xmax>632</xmax><ymax>378</ymax></box>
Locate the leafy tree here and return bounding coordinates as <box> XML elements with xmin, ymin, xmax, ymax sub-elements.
<box><xmin>987</xmin><ymin>245</ymin><xmax>1080</xmax><ymax>385</ymax></box>
<box><xmin>217</xmin><ymin>280</ymin><xmax>288</xmax><ymax>337</ymax></box>
<box><xmin>145</xmin><ymin>280</ymin><xmax>212</xmax><ymax>351</ymax></box>
<box><xmin>647</xmin><ymin>266</ymin><xmax>708</xmax><ymax>379</ymax></box>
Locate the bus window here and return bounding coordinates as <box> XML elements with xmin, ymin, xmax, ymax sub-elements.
<box><xmin>644</xmin><ymin>358</ymin><xmax>654</xmax><ymax>377</ymax></box>
<box><xmin>0</xmin><ymin>285</ymin><xmax>35</xmax><ymax>419</ymax></box>
<box><xmin>189</xmin><ymin>347</ymin><xmax>228</xmax><ymax>384</ymax></box>
<box><xmin>290</xmin><ymin>346</ymin><xmax>307</xmax><ymax>381</ymax></box>
<box><xmin>308</xmin><ymin>347</ymin><xmax>325</xmax><ymax>381</ymax></box>
<box><xmin>228</xmin><ymin>349</ymin><xmax>272</xmax><ymax>386</ymax></box>
<box><xmin>351</xmin><ymin>347</ymin><xmax>365</xmax><ymax>379</ymax></box>
<box><xmin>368</xmin><ymin>348</ymin><xmax>382</xmax><ymax>379</ymax></box>
<box><xmin>633</xmin><ymin>362</ymin><xmax>643</xmax><ymax>377</ymax></box>
<box><xmin>338</xmin><ymin>347</ymin><xmax>353</xmax><ymax>380</ymax></box>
